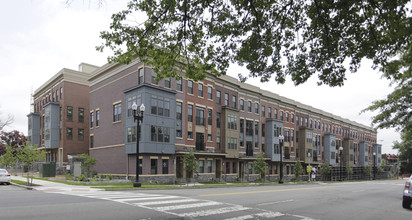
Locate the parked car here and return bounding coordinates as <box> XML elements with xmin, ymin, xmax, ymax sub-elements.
<box><xmin>403</xmin><ymin>175</ymin><xmax>412</xmax><ymax>209</ymax></box>
<box><xmin>0</xmin><ymin>169</ymin><xmax>11</xmax><ymax>185</ymax></box>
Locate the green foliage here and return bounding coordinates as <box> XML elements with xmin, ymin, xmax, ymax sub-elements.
<box><xmin>253</xmin><ymin>152</ymin><xmax>266</xmax><ymax>181</ymax></box>
<box><xmin>392</xmin><ymin>131</ymin><xmax>412</xmax><ymax>174</ymax></box>
<box><xmin>294</xmin><ymin>160</ymin><xmax>304</xmax><ymax>180</ymax></box>
<box><xmin>98</xmin><ymin>0</ymin><xmax>411</xmax><ymax>88</ymax></box>
<box><xmin>183</xmin><ymin>149</ymin><xmax>198</xmax><ymax>180</ymax></box>
<box><xmin>16</xmin><ymin>143</ymin><xmax>46</xmax><ymax>185</ymax></box>
<box><xmin>107</xmin><ymin>174</ymin><xmax>113</xmax><ymax>180</ymax></box>
<box><xmin>0</xmin><ymin>130</ymin><xmax>26</xmax><ymax>156</ymax></box>
<box><xmin>319</xmin><ymin>162</ymin><xmax>331</xmax><ymax>175</ymax></box>
<box><xmin>78</xmin><ymin>174</ymin><xmax>87</xmax><ymax>182</ymax></box>
<box><xmin>65</xmin><ymin>173</ymin><xmax>74</xmax><ymax>180</ymax></box>
<box><xmin>345</xmin><ymin>162</ymin><xmax>353</xmax><ymax>175</ymax></box>
<box><xmin>78</xmin><ymin>154</ymin><xmax>98</xmax><ymax>177</ymax></box>
<box><xmin>377</xmin><ymin>166</ymin><xmax>385</xmax><ymax>174</ymax></box>
<box><xmin>0</xmin><ymin>145</ymin><xmax>17</xmax><ymax>168</ymax></box>
<box><xmin>363</xmin><ymin>165</ymin><xmax>371</xmax><ymax>176</ymax></box>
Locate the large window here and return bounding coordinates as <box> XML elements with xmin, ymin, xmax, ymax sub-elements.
<box><xmin>176</xmin><ymin>102</ymin><xmax>182</xmax><ymax>120</ymax></box>
<box><xmin>90</xmin><ymin>112</ymin><xmax>94</xmax><ymax>128</ymax></box>
<box><xmin>216</xmin><ymin>90</ymin><xmax>221</xmax><ymax>104</ymax></box>
<box><xmin>66</xmin><ymin>128</ymin><xmax>73</xmax><ymax>140</ymax></box>
<box><xmin>151</xmin><ymin>95</ymin><xmax>170</xmax><ymax>117</ymax></box>
<box><xmin>198</xmin><ymin>83</ymin><xmax>203</xmax><ymax>97</ymax></box>
<box><xmin>127</xmin><ymin>127</ymin><xmax>137</xmax><ymax>143</ymax></box>
<box><xmin>78</xmin><ymin>108</ymin><xmax>84</xmax><ymax>122</ymax></box>
<box><xmin>207</xmin><ymin>109</ymin><xmax>212</xmax><ymax>125</ymax></box>
<box><xmin>280</xmin><ymin>111</ymin><xmax>283</xmax><ymax>120</ymax></box>
<box><xmin>274</xmin><ymin>109</ymin><xmax>278</xmax><ymax>119</ymax></box>
<box><xmin>227</xmin><ymin>114</ymin><xmax>237</xmax><ymax>130</ymax></box>
<box><xmin>113</xmin><ymin>103</ymin><xmax>122</xmax><ymax>122</ymax></box>
<box><xmin>67</xmin><ymin>106</ymin><xmax>73</xmax><ymax>121</ymax></box>
<box><xmin>78</xmin><ymin>129</ymin><xmax>84</xmax><ymax>141</ymax></box>
<box><xmin>232</xmin><ymin>96</ymin><xmax>237</xmax><ymax>108</ymax></box>
<box><xmin>246</xmin><ymin>120</ymin><xmax>253</xmax><ymax>136</ymax></box>
<box><xmin>261</xmin><ymin>106</ymin><xmax>265</xmax><ymax>117</ymax></box>
<box><xmin>138</xmin><ymin>68</ymin><xmax>144</xmax><ymax>84</ymax></box>
<box><xmin>188</xmin><ymin>80</ymin><xmax>193</xmax><ymax>94</ymax></box>
<box><xmin>227</xmin><ymin>137</ymin><xmax>237</xmax><ymax>149</ymax></box>
<box><xmin>165</xmin><ymin>78</ymin><xmax>171</xmax><ymax>88</ymax></box>
<box><xmin>255</xmin><ymin>103</ymin><xmax>259</xmax><ymax>114</ymax></box>
<box><xmin>286</xmin><ymin>112</ymin><xmax>289</xmax><ymax>122</ymax></box>
<box><xmin>176</xmin><ymin>78</ymin><xmax>182</xmax><ymax>91</ymax></box>
<box><xmin>151</xmin><ymin>69</ymin><xmax>157</xmax><ymax>84</ymax></box>
<box><xmin>216</xmin><ymin>136</ymin><xmax>221</xmax><ymax>149</ymax></box>
<box><xmin>195</xmin><ymin>107</ymin><xmax>205</xmax><ymax>126</ymax></box>
<box><xmin>216</xmin><ymin>112</ymin><xmax>221</xmax><ymax>128</ymax></box>
<box><xmin>162</xmin><ymin>159</ymin><xmax>169</xmax><ymax>174</ymax></box>
<box><xmin>188</xmin><ymin>104</ymin><xmax>193</xmax><ymax>122</ymax></box>
<box><xmin>207</xmin><ymin>86</ymin><xmax>212</xmax><ymax>99</ymax></box>
<box><xmin>150</xmin><ymin>126</ymin><xmax>170</xmax><ymax>142</ymax></box>
<box><xmin>127</xmin><ymin>95</ymin><xmax>142</xmax><ymax>117</ymax></box>
<box><xmin>224</xmin><ymin>93</ymin><xmax>229</xmax><ymax>106</ymax></box>
<box><xmin>268</xmin><ymin>107</ymin><xmax>272</xmax><ymax>118</ymax></box>
<box><xmin>247</xmin><ymin>101</ymin><xmax>252</xmax><ymax>112</ymax></box>
<box><xmin>90</xmin><ymin>136</ymin><xmax>94</xmax><ymax>148</ymax></box>
<box><xmin>240</xmin><ymin>99</ymin><xmax>244</xmax><ymax>111</ymax></box>
<box><xmin>96</xmin><ymin>110</ymin><xmax>100</xmax><ymax>127</ymax></box>
<box><xmin>151</xmin><ymin>159</ymin><xmax>157</xmax><ymax>174</ymax></box>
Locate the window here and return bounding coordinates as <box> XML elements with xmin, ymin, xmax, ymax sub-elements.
<box><xmin>216</xmin><ymin>90</ymin><xmax>221</xmax><ymax>104</ymax></box>
<box><xmin>291</xmin><ymin>114</ymin><xmax>294</xmax><ymax>123</ymax></box>
<box><xmin>227</xmin><ymin>114</ymin><xmax>237</xmax><ymax>130</ymax></box>
<box><xmin>224</xmin><ymin>93</ymin><xmax>229</xmax><ymax>106</ymax></box>
<box><xmin>60</xmin><ymin>87</ymin><xmax>63</xmax><ymax>99</ymax></box>
<box><xmin>151</xmin><ymin>159</ymin><xmax>157</xmax><ymax>174</ymax></box>
<box><xmin>207</xmin><ymin>86</ymin><xmax>212</xmax><ymax>99</ymax></box>
<box><xmin>67</xmin><ymin>106</ymin><xmax>73</xmax><ymax>121</ymax></box>
<box><xmin>207</xmin><ymin>160</ymin><xmax>212</xmax><ymax>173</ymax></box>
<box><xmin>208</xmin><ymin>109</ymin><xmax>212</xmax><ymax>125</ymax></box>
<box><xmin>262</xmin><ymin>124</ymin><xmax>265</xmax><ymax>137</ymax></box>
<box><xmin>78</xmin><ymin>129</ymin><xmax>84</xmax><ymax>141</ymax></box>
<box><xmin>90</xmin><ymin>136</ymin><xmax>94</xmax><ymax>148</ymax></box>
<box><xmin>188</xmin><ymin>104</ymin><xmax>193</xmax><ymax>122</ymax></box>
<box><xmin>96</xmin><ymin>110</ymin><xmax>100</xmax><ymax>127</ymax></box>
<box><xmin>240</xmin><ymin>119</ymin><xmax>244</xmax><ymax>134</ymax></box>
<box><xmin>274</xmin><ymin>109</ymin><xmax>278</xmax><ymax>119</ymax></box>
<box><xmin>176</xmin><ymin>102</ymin><xmax>182</xmax><ymax>120</ymax></box>
<box><xmin>255</xmin><ymin>122</ymin><xmax>259</xmax><ymax>136</ymax></box>
<box><xmin>139</xmin><ymin>159</ymin><xmax>142</xmax><ymax>174</ymax></box>
<box><xmin>188</xmin><ymin>80</ymin><xmax>193</xmax><ymax>94</ymax></box>
<box><xmin>78</xmin><ymin>108</ymin><xmax>84</xmax><ymax>122</ymax></box>
<box><xmin>199</xmin><ymin>160</ymin><xmax>204</xmax><ymax>173</ymax></box>
<box><xmin>255</xmin><ymin>103</ymin><xmax>259</xmax><ymax>114</ymax></box>
<box><xmin>232</xmin><ymin>162</ymin><xmax>237</xmax><ymax>173</ymax></box>
<box><xmin>138</xmin><ymin>68</ymin><xmax>144</xmax><ymax>84</ymax></box>
<box><xmin>165</xmin><ymin>78</ymin><xmax>171</xmax><ymax>88</ymax></box>
<box><xmin>240</xmin><ymin>99</ymin><xmax>244</xmax><ymax>111</ymax></box>
<box><xmin>248</xmin><ymin>101</ymin><xmax>252</xmax><ymax>112</ymax></box>
<box><xmin>208</xmin><ymin>133</ymin><xmax>212</xmax><ymax>141</ymax></box>
<box><xmin>226</xmin><ymin>162</ymin><xmax>231</xmax><ymax>174</ymax></box>
<box><xmin>113</xmin><ymin>103</ymin><xmax>122</xmax><ymax>122</ymax></box>
<box><xmin>127</xmin><ymin>127</ymin><xmax>137</xmax><ymax>142</ymax></box>
<box><xmin>150</xmin><ymin>126</ymin><xmax>170</xmax><ymax>142</ymax></box>
<box><xmin>90</xmin><ymin>112</ymin><xmax>94</xmax><ymax>128</ymax></box>
<box><xmin>127</xmin><ymin>95</ymin><xmax>142</xmax><ymax>117</ymax></box>
<box><xmin>232</xmin><ymin>96</ymin><xmax>237</xmax><ymax>108</ymax></box>
<box><xmin>246</xmin><ymin>120</ymin><xmax>253</xmax><ymax>136</ymax></box>
<box><xmin>151</xmin><ymin>69</ymin><xmax>157</xmax><ymax>84</ymax></box>
<box><xmin>196</xmin><ymin>107</ymin><xmax>205</xmax><ymax>126</ymax></box>
<box><xmin>66</xmin><ymin>128</ymin><xmax>73</xmax><ymax>140</ymax></box>
<box><xmin>162</xmin><ymin>159</ymin><xmax>169</xmax><ymax>174</ymax></box>
<box><xmin>280</xmin><ymin>111</ymin><xmax>283</xmax><ymax>120</ymax></box>
<box><xmin>198</xmin><ymin>83</ymin><xmax>203</xmax><ymax>97</ymax></box>
<box><xmin>262</xmin><ymin>106</ymin><xmax>265</xmax><ymax>117</ymax></box>
<box><xmin>296</xmin><ymin>116</ymin><xmax>299</xmax><ymax>125</ymax></box>
<box><xmin>151</xmin><ymin>95</ymin><xmax>170</xmax><ymax>117</ymax></box>
<box><xmin>268</xmin><ymin>107</ymin><xmax>272</xmax><ymax>118</ymax></box>
<box><xmin>188</xmin><ymin>131</ymin><xmax>193</xmax><ymax>139</ymax></box>
<box><xmin>195</xmin><ymin>132</ymin><xmax>205</xmax><ymax>151</ymax></box>
<box><xmin>286</xmin><ymin>112</ymin><xmax>289</xmax><ymax>122</ymax></box>
<box><xmin>310</xmin><ymin>120</ymin><xmax>313</xmax><ymax>128</ymax></box>
<box><xmin>227</xmin><ymin>137</ymin><xmax>237</xmax><ymax>149</ymax></box>
<box><xmin>305</xmin><ymin>118</ymin><xmax>308</xmax><ymax>127</ymax></box>
<box><xmin>216</xmin><ymin>112</ymin><xmax>221</xmax><ymax>128</ymax></box>
<box><xmin>176</xmin><ymin>78</ymin><xmax>182</xmax><ymax>91</ymax></box>
<box><xmin>216</xmin><ymin>136</ymin><xmax>221</xmax><ymax>149</ymax></box>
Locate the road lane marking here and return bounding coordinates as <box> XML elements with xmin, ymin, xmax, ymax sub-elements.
<box><xmin>153</xmin><ymin>201</ymin><xmax>221</xmax><ymax>211</ymax></box>
<box><xmin>134</xmin><ymin>198</ymin><xmax>198</xmax><ymax>206</ymax></box>
<box><xmin>257</xmin><ymin>199</ymin><xmax>295</xmax><ymax>206</ymax></box>
<box><xmin>255</xmin><ymin>211</ymin><xmax>285</xmax><ymax>218</ymax></box>
<box><xmin>114</xmin><ymin>195</ymin><xmax>179</xmax><ymax>202</ymax></box>
<box><xmin>199</xmin><ymin>185</ymin><xmax>342</xmax><ymax>197</ymax></box>
<box><xmin>177</xmin><ymin>206</ymin><xmax>250</xmax><ymax>218</ymax></box>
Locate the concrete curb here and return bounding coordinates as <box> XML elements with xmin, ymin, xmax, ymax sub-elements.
<box><xmin>10</xmin><ymin>182</ymin><xmax>33</xmax><ymax>190</ymax></box>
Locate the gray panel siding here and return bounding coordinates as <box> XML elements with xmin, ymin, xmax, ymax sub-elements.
<box><xmin>27</xmin><ymin>113</ymin><xmax>40</xmax><ymax>146</ymax></box>
<box><xmin>266</xmin><ymin>118</ymin><xmax>283</xmax><ymax>162</ymax></box>
<box><xmin>44</xmin><ymin>102</ymin><xmax>59</xmax><ymax>148</ymax></box>
<box><xmin>324</xmin><ymin>134</ymin><xmax>337</xmax><ymax>165</ymax></box>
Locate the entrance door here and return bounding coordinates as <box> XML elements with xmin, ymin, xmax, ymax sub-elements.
<box><xmin>215</xmin><ymin>159</ymin><xmax>222</xmax><ymax>179</ymax></box>
<box><xmin>239</xmin><ymin>161</ymin><xmax>244</xmax><ymax>180</ymax></box>
<box><xmin>176</xmin><ymin>157</ymin><xmax>183</xmax><ymax>179</ymax></box>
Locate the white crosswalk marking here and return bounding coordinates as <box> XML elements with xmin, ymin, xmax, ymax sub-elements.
<box><xmin>45</xmin><ymin>190</ymin><xmax>314</xmax><ymax>219</ymax></box>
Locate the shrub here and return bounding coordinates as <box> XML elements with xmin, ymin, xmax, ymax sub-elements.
<box><xmin>107</xmin><ymin>174</ymin><xmax>113</xmax><ymax>180</ymax></box>
<box><xmin>65</xmin><ymin>173</ymin><xmax>74</xmax><ymax>180</ymax></box>
<box><xmin>78</xmin><ymin>174</ymin><xmax>87</xmax><ymax>182</ymax></box>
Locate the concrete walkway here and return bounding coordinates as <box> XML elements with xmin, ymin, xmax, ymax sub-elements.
<box><xmin>11</xmin><ymin>175</ymin><xmax>102</xmax><ymax>192</ymax></box>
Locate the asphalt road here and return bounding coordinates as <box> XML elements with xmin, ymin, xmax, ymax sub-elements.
<box><xmin>1</xmin><ymin>179</ymin><xmax>411</xmax><ymax>220</ymax></box>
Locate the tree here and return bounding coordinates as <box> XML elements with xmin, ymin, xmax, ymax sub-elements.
<box><xmin>319</xmin><ymin>162</ymin><xmax>331</xmax><ymax>181</ymax></box>
<box><xmin>78</xmin><ymin>154</ymin><xmax>98</xmax><ymax>178</ymax></box>
<box><xmin>253</xmin><ymin>152</ymin><xmax>266</xmax><ymax>181</ymax></box>
<box><xmin>0</xmin><ymin>110</ymin><xmax>13</xmax><ymax>131</ymax></box>
<box><xmin>98</xmin><ymin>0</ymin><xmax>411</xmax><ymax>87</ymax></box>
<box><xmin>0</xmin><ymin>145</ymin><xmax>17</xmax><ymax>169</ymax></box>
<box><xmin>393</xmin><ymin>131</ymin><xmax>412</xmax><ymax>174</ymax></box>
<box><xmin>0</xmin><ymin>130</ymin><xmax>27</xmax><ymax>156</ymax></box>
<box><xmin>183</xmin><ymin>149</ymin><xmax>198</xmax><ymax>182</ymax></box>
<box><xmin>293</xmin><ymin>160</ymin><xmax>304</xmax><ymax>181</ymax></box>
<box><xmin>363</xmin><ymin>165</ymin><xmax>371</xmax><ymax>179</ymax></box>
<box><xmin>17</xmin><ymin>143</ymin><xmax>46</xmax><ymax>185</ymax></box>
<box><xmin>345</xmin><ymin>162</ymin><xmax>353</xmax><ymax>180</ymax></box>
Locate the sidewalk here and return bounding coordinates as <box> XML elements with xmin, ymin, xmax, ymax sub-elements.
<box><xmin>11</xmin><ymin>175</ymin><xmax>102</xmax><ymax>192</ymax></box>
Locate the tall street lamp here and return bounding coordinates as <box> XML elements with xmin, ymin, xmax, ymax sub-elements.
<box><xmin>278</xmin><ymin>135</ymin><xmax>284</xmax><ymax>184</ymax></box>
<box><xmin>373</xmin><ymin>152</ymin><xmax>376</xmax><ymax>180</ymax></box>
<box><xmin>132</xmin><ymin>102</ymin><xmax>145</xmax><ymax>187</ymax></box>
<box><xmin>339</xmin><ymin>146</ymin><xmax>343</xmax><ymax>181</ymax></box>
<box><xmin>308</xmin><ymin>151</ymin><xmax>311</xmax><ymax>182</ymax></box>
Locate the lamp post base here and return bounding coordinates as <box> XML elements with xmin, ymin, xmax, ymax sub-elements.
<box><xmin>133</xmin><ymin>182</ymin><xmax>142</xmax><ymax>187</ymax></box>
<box><xmin>278</xmin><ymin>179</ymin><xmax>284</xmax><ymax>184</ymax></box>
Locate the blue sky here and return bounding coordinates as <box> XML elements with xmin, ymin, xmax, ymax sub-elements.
<box><xmin>0</xmin><ymin>0</ymin><xmax>400</xmax><ymax>154</ymax></box>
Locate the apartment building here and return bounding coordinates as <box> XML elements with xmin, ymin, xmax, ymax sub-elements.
<box><xmin>85</xmin><ymin>59</ymin><xmax>380</xmax><ymax>183</ymax></box>
<box><xmin>27</xmin><ymin>63</ymin><xmax>98</xmax><ymax>166</ymax></box>
<box><xmin>28</xmin><ymin>59</ymin><xmax>381</xmax><ymax>182</ymax></box>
